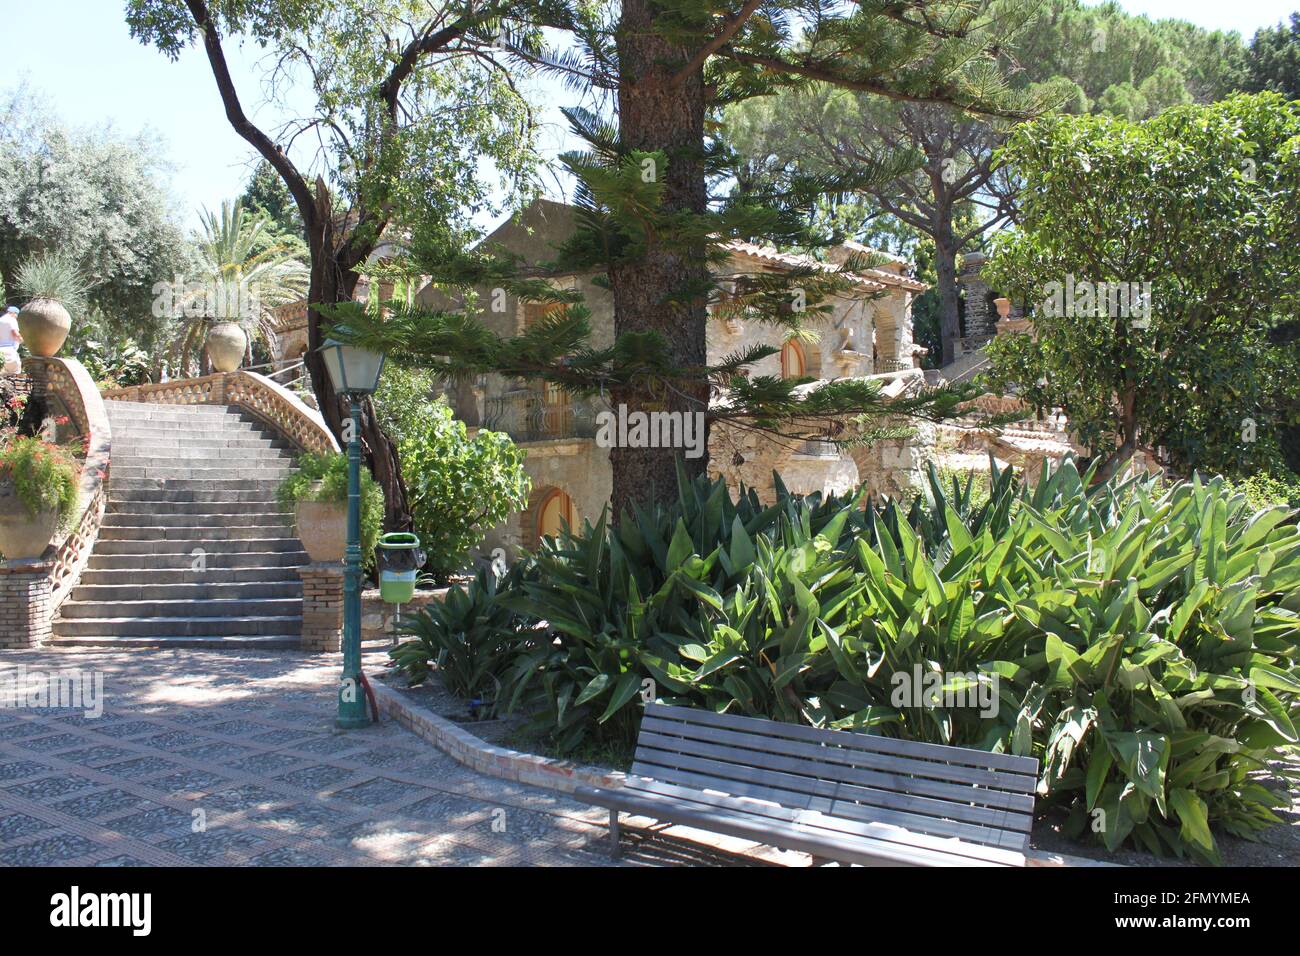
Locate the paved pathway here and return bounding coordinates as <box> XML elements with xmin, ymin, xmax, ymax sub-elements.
<box><xmin>0</xmin><ymin>648</ymin><xmax>622</xmax><ymax>867</ymax></box>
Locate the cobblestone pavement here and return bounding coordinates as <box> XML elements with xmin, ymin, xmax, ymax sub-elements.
<box><xmin>0</xmin><ymin>648</ymin><xmax>627</xmax><ymax>867</ymax></box>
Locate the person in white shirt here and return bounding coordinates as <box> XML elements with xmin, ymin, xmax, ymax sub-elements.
<box><xmin>0</xmin><ymin>306</ymin><xmax>22</xmax><ymax>375</ymax></box>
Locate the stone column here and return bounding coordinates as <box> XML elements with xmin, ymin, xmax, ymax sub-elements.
<box><xmin>849</xmin><ymin>418</ymin><xmax>937</xmax><ymax>502</ymax></box>
<box><xmin>298</xmin><ymin>563</ymin><xmax>344</xmax><ymax>652</ymax></box>
<box><xmin>0</xmin><ymin>560</ymin><xmax>53</xmax><ymax>648</ymax></box>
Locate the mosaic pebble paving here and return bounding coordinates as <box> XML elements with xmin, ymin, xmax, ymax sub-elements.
<box><xmin>0</xmin><ymin>648</ymin><xmax>626</xmax><ymax>867</ymax></box>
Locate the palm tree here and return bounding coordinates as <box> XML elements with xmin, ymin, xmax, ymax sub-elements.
<box><xmin>167</xmin><ymin>200</ymin><xmax>308</xmax><ymax>376</ymax></box>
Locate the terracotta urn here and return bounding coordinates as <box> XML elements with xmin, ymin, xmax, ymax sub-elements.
<box><xmin>16</xmin><ymin>298</ymin><xmax>72</xmax><ymax>357</ymax></box>
<box><xmin>206</xmin><ymin>321</ymin><xmax>248</xmax><ymax>373</ymax></box>
<box><xmin>295</xmin><ymin>497</ymin><xmax>347</xmax><ymax>563</ymax></box>
<box><xmin>0</xmin><ymin>480</ymin><xmax>60</xmax><ymax>560</ymax></box>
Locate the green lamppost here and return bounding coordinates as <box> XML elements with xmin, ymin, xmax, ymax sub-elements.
<box><xmin>318</xmin><ymin>334</ymin><xmax>385</xmax><ymax>729</ymax></box>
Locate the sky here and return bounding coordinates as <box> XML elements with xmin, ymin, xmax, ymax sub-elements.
<box><xmin>0</xmin><ymin>0</ymin><xmax>1295</xmax><ymax>235</ymax></box>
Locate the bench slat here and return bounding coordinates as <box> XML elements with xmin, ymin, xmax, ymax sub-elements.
<box><xmin>639</xmin><ymin>715</ymin><xmax>1038</xmax><ymax>796</ymax></box>
<box><xmin>634</xmin><ymin>730</ymin><xmax>1033</xmax><ymax>833</ymax></box>
<box><xmin>633</xmin><ymin>749</ymin><xmax>1027</xmax><ymax>850</ymax></box>
<box><xmin>623</xmin><ymin>777</ymin><xmax>1027</xmax><ymax>865</ymax></box>
<box><xmin>579</xmin><ymin>784</ymin><xmax>1018</xmax><ymax>867</ymax></box>
<box><xmin>648</xmin><ymin>704</ymin><xmax>1039</xmax><ymax>777</ymax></box>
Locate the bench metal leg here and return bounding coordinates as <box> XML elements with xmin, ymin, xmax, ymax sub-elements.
<box><xmin>608</xmin><ymin>809</ymin><xmax>621</xmax><ymax>858</ymax></box>
<box><xmin>810</xmin><ymin>854</ymin><xmax>832</xmax><ymax>867</ymax></box>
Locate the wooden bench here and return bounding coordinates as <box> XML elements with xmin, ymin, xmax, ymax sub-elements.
<box><xmin>575</xmin><ymin>703</ymin><xmax>1039</xmax><ymax>867</ymax></box>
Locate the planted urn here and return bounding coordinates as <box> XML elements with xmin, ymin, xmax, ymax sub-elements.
<box><xmin>0</xmin><ymin>436</ymin><xmax>79</xmax><ymax>561</ymax></box>
<box><xmin>14</xmin><ymin>251</ymin><xmax>92</xmax><ymax>358</ymax></box>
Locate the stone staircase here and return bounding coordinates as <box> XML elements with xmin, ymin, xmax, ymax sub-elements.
<box><xmin>50</xmin><ymin>400</ymin><xmax>307</xmax><ymax>647</ymax></box>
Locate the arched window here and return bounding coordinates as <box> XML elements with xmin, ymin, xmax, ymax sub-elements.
<box><xmin>781</xmin><ymin>339</ymin><xmax>806</xmax><ymax>379</ymax></box>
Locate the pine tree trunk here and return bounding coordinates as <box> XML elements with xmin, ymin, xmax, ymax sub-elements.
<box><xmin>608</xmin><ymin>0</ymin><xmax>710</xmax><ymax>518</ymax></box>
<box><xmin>934</xmin><ymin>220</ymin><xmax>960</xmax><ymax>368</ymax></box>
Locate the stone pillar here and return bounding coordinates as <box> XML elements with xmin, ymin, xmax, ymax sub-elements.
<box><xmin>298</xmin><ymin>563</ymin><xmax>344</xmax><ymax>652</ymax></box>
<box><xmin>959</xmin><ymin>252</ymin><xmax>1024</xmax><ymax>349</ymax></box>
<box><xmin>0</xmin><ymin>560</ymin><xmax>53</xmax><ymax>648</ymax></box>
<box><xmin>849</xmin><ymin>418</ymin><xmax>937</xmax><ymax>502</ymax></box>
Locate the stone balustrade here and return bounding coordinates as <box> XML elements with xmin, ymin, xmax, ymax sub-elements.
<box><xmin>1</xmin><ymin>356</ymin><xmax>112</xmax><ymax>645</ymax></box>
<box><xmin>104</xmin><ymin>369</ymin><xmax>338</xmax><ymax>455</ymax></box>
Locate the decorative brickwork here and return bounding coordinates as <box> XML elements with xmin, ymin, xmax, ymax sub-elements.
<box><xmin>298</xmin><ymin>563</ymin><xmax>344</xmax><ymax>652</ymax></box>
<box><xmin>0</xmin><ymin>561</ymin><xmax>53</xmax><ymax>647</ymax></box>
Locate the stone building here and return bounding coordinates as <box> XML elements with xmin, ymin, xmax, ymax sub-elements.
<box><xmin>418</xmin><ymin>199</ymin><xmax>932</xmax><ymax>558</ymax></box>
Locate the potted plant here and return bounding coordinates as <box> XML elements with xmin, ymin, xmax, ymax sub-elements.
<box><xmin>277</xmin><ymin>451</ymin><xmax>382</xmax><ymax>565</ymax></box>
<box><xmin>189</xmin><ymin>201</ymin><xmax>308</xmax><ymax>373</ymax></box>
<box><xmin>14</xmin><ymin>250</ymin><xmax>93</xmax><ymax>358</ymax></box>
<box><xmin>0</xmin><ymin>435</ymin><xmax>79</xmax><ymax>560</ymax></box>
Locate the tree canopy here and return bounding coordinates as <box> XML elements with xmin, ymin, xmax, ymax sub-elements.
<box><xmin>981</xmin><ymin>93</ymin><xmax>1300</xmax><ymax>481</ymax></box>
<box><xmin>0</xmin><ymin>85</ymin><xmax>189</xmax><ymax>350</ymax></box>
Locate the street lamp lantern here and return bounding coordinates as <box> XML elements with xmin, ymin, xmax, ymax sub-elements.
<box><xmin>320</xmin><ymin>335</ymin><xmax>384</xmax><ymax>396</ymax></box>
<box><xmin>317</xmin><ymin>333</ymin><xmax>385</xmax><ymax>730</ymax></box>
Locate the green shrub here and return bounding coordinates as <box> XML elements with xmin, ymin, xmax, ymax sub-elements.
<box><xmin>389</xmin><ymin>565</ymin><xmax>536</xmax><ymax>707</ymax></box>
<box><xmin>485</xmin><ymin>459</ymin><xmax>1300</xmax><ymax>862</ymax></box>
<box><xmin>1228</xmin><ymin>471</ymin><xmax>1300</xmax><ymax>510</ymax></box>
<box><xmin>0</xmin><ymin>435</ymin><xmax>80</xmax><ymax>530</ymax></box>
<box><xmin>276</xmin><ymin>451</ymin><xmax>382</xmax><ymax>567</ymax></box>
<box><xmin>397</xmin><ymin>401</ymin><xmax>530</xmax><ymax>582</ymax></box>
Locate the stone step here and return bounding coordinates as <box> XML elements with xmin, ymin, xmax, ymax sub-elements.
<box><xmin>111</xmin><ymin>465</ymin><xmax>294</xmax><ymax>481</ymax></box>
<box><xmin>111</xmin><ymin>478</ymin><xmax>285</xmax><ymax>493</ymax></box>
<box><xmin>102</xmin><ymin>511</ymin><xmax>292</xmax><ymax>528</ymax></box>
<box><xmin>92</xmin><ymin>537</ymin><xmax>304</xmax><ymax>556</ymax></box>
<box><xmin>47</xmin><ymin>634</ymin><xmax>302</xmax><ymax>649</ymax></box>
<box><xmin>112</xmin><ymin>443</ymin><xmax>293</xmax><ymax>460</ymax></box>
<box><xmin>97</xmin><ymin>524</ymin><xmax>297</xmax><ymax>542</ymax></box>
<box><xmin>58</xmin><ymin>597</ymin><xmax>303</xmax><ymax>620</ymax></box>
<box><xmin>108</xmin><ymin>423</ymin><xmax>274</xmax><ymax>440</ymax></box>
<box><xmin>113</xmin><ymin>442</ymin><xmax>288</xmax><ymax>455</ymax></box>
<box><xmin>51</xmin><ymin>615</ymin><xmax>304</xmax><ymax>638</ymax></box>
<box><xmin>86</xmin><ymin>550</ymin><xmax>307</xmax><ymax>571</ymax></box>
<box><xmin>107</xmin><ymin>491</ymin><xmax>291</xmax><ymax>507</ymax></box>
<box><xmin>78</xmin><ymin>566</ymin><xmax>303</xmax><ymax>586</ymax></box>
<box><xmin>105</xmin><ymin>406</ymin><xmax>253</xmax><ymax>421</ymax></box>
<box><xmin>69</xmin><ymin>581</ymin><xmax>303</xmax><ymax>602</ymax></box>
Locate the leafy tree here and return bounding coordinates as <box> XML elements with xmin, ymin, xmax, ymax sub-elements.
<box><xmin>1246</xmin><ymin>13</ymin><xmax>1300</xmax><ymax>99</ymax></box>
<box><xmin>127</xmin><ymin>0</ymin><xmax>540</xmax><ymax>530</ymax></box>
<box><xmin>239</xmin><ymin>159</ymin><xmax>303</xmax><ymax>239</ymax></box>
<box><xmin>397</xmin><ymin>399</ymin><xmax>531</xmax><ymax>581</ymax></box>
<box><xmin>981</xmin><ymin>94</ymin><xmax>1300</xmax><ymax>482</ymax></box>
<box><xmin>339</xmin><ymin>0</ymin><xmax>1042</xmax><ymax>517</ymax></box>
<box><xmin>1013</xmin><ymin>0</ymin><xmax>1248</xmax><ymax>114</ymax></box>
<box><xmin>0</xmin><ymin>85</ymin><xmax>189</xmax><ymax>351</ymax></box>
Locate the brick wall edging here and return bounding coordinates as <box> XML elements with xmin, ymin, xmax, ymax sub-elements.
<box><xmin>369</xmin><ymin>680</ymin><xmax>624</xmax><ymax>794</ymax></box>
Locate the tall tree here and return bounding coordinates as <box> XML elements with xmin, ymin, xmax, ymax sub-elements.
<box><xmin>0</xmin><ymin>84</ymin><xmax>189</xmax><ymax>350</ymax></box>
<box><xmin>727</xmin><ymin>89</ymin><xmax>1018</xmax><ymax>367</ymax></box>
<box><xmin>126</xmin><ymin>0</ymin><xmax>539</xmax><ymax>530</ymax></box>
<box><xmin>340</xmin><ymin>0</ymin><xmax>1042</xmax><ymax>518</ymax></box>
<box><xmin>239</xmin><ymin>159</ymin><xmax>304</xmax><ymax>240</ymax></box>
<box><xmin>1246</xmin><ymin>13</ymin><xmax>1300</xmax><ymax>99</ymax></box>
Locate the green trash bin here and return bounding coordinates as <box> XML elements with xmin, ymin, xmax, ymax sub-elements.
<box><xmin>377</xmin><ymin>532</ymin><xmax>424</xmax><ymax>604</ymax></box>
